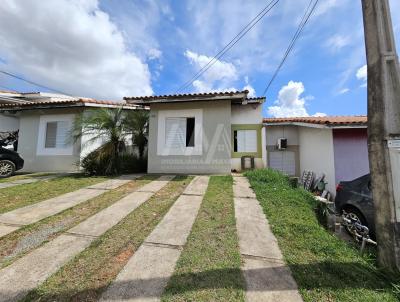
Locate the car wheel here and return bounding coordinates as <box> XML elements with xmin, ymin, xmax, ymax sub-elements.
<box><xmin>0</xmin><ymin>160</ymin><xmax>15</xmax><ymax>178</ymax></box>
<box><xmin>343</xmin><ymin>207</ymin><xmax>368</xmax><ymax>237</ymax></box>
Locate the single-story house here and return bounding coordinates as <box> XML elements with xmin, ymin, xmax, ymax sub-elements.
<box><xmin>125</xmin><ymin>91</ymin><xmax>267</xmax><ymax>174</ymax></box>
<box><xmin>264</xmin><ymin>116</ymin><xmax>369</xmax><ymax>196</ymax></box>
<box><xmin>0</xmin><ymin>98</ymin><xmax>141</xmax><ymax>172</ymax></box>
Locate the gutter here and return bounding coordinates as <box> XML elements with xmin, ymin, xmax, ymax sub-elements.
<box><xmin>263</xmin><ymin>122</ymin><xmax>367</xmax><ymax>129</ymax></box>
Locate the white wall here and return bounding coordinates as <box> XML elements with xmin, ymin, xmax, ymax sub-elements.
<box><xmin>299</xmin><ymin>127</ymin><xmax>336</xmax><ymax>195</ymax></box>
<box><xmin>0</xmin><ymin>114</ymin><xmax>19</xmax><ymax>131</ymax></box>
<box><xmin>231</xmin><ymin>103</ymin><xmax>262</xmax><ymax>124</ymax></box>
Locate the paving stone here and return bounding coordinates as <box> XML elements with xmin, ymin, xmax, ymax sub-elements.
<box><xmin>183</xmin><ymin>175</ymin><xmax>210</xmax><ymax>195</ymax></box>
<box><xmin>233</xmin><ymin>176</ymin><xmax>302</xmax><ymax>302</ymax></box>
<box><xmin>136</xmin><ymin>175</ymin><xmax>175</xmax><ymax>192</ymax></box>
<box><xmin>243</xmin><ymin>258</ymin><xmax>303</xmax><ymax>302</ymax></box>
<box><xmin>99</xmin><ymin>244</ymin><xmax>181</xmax><ymax>302</ymax></box>
<box><xmin>0</xmin><ymin>234</ymin><xmax>92</xmax><ymax>302</ymax></box>
<box><xmin>145</xmin><ymin>194</ymin><xmax>203</xmax><ymax>246</ymax></box>
<box><xmin>0</xmin><ymin>224</ymin><xmax>19</xmax><ymax>238</ymax></box>
<box><xmin>234</xmin><ymin>197</ymin><xmax>283</xmax><ymax>260</ymax></box>
<box><xmin>233</xmin><ymin>176</ymin><xmax>256</xmax><ymax>199</ymax></box>
<box><xmin>0</xmin><ymin>176</ymin><xmax>172</xmax><ymax>302</ymax></box>
<box><xmin>68</xmin><ymin>191</ymin><xmax>154</xmax><ymax>237</ymax></box>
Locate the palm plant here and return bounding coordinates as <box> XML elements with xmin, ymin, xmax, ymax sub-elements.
<box><xmin>124</xmin><ymin>110</ymin><xmax>149</xmax><ymax>159</ymax></box>
<box><xmin>72</xmin><ymin>107</ymin><xmax>126</xmax><ymax>175</ymax></box>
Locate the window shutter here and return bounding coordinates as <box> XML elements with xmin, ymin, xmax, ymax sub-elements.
<box><xmin>236</xmin><ymin>130</ymin><xmax>257</xmax><ymax>152</ymax></box>
<box><xmin>55</xmin><ymin>121</ymin><xmax>70</xmax><ymax>148</ymax></box>
<box><xmin>165</xmin><ymin>117</ymin><xmax>186</xmax><ymax>149</ymax></box>
<box><xmin>45</xmin><ymin>122</ymin><xmax>57</xmax><ymax>148</ymax></box>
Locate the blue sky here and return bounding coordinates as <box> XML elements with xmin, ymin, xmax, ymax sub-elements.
<box><xmin>0</xmin><ymin>0</ymin><xmax>399</xmax><ymax>117</ymax></box>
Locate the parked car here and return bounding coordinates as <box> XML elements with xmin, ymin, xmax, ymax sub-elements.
<box><xmin>0</xmin><ymin>147</ymin><xmax>24</xmax><ymax>178</ymax></box>
<box><xmin>335</xmin><ymin>174</ymin><xmax>375</xmax><ymax>238</ymax></box>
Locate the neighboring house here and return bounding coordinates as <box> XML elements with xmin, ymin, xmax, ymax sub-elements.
<box><xmin>125</xmin><ymin>91</ymin><xmax>267</xmax><ymax>174</ymax></box>
<box><xmin>0</xmin><ymin>91</ymin><xmax>81</xmax><ymax>132</ymax></box>
<box><xmin>0</xmin><ymin>98</ymin><xmax>140</xmax><ymax>172</ymax></box>
<box><xmin>264</xmin><ymin>116</ymin><xmax>369</xmax><ymax>196</ymax></box>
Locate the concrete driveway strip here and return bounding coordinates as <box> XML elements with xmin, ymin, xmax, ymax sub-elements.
<box><xmin>233</xmin><ymin>176</ymin><xmax>303</xmax><ymax>302</ymax></box>
<box><xmin>0</xmin><ymin>174</ymin><xmax>143</xmax><ymax>238</ymax></box>
<box><xmin>0</xmin><ymin>175</ymin><xmax>174</xmax><ymax>302</ymax></box>
<box><xmin>99</xmin><ymin>175</ymin><xmax>210</xmax><ymax>302</ymax></box>
<box><xmin>0</xmin><ymin>175</ymin><xmax>59</xmax><ymax>190</ymax></box>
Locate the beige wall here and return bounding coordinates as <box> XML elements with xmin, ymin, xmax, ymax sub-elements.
<box><xmin>18</xmin><ymin>108</ymin><xmax>82</xmax><ymax>172</ymax></box>
<box><xmin>299</xmin><ymin>127</ymin><xmax>336</xmax><ymax>194</ymax></box>
<box><xmin>147</xmin><ymin>101</ymin><xmax>232</xmax><ymax>174</ymax></box>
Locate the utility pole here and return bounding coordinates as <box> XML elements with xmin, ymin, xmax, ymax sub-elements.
<box><xmin>361</xmin><ymin>0</ymin><xmax>400</xmax><ymax>271</ymax></box>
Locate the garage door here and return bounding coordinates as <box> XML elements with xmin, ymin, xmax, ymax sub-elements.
<box><xmin>269</xmin><ymin>151</ymin><xmax>296</xmax><ymax>176</ymax></box>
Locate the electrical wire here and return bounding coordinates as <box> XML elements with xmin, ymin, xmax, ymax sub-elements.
<box><xmin>176</xmin><ymin>0</ymin><xmax>281</xmax><ymax>93</ymax></box>
<box><xmin>0</xmin><ymin>70</ymin><xmax>73</xmax><ymax>96</ymax></box>
<box><xmin>262</xmin><ymin>0</ymin><xmax>319</xmax><ymax>96</ymax></box>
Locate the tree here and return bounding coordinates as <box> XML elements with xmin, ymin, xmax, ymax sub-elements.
<box><xmin>124</xmin><ymin>110</ymin><xmax>149</xmax><ymax>159</ymax></box>
<box><xmin>72</xmin><ymin>107</ymin><xmax>126</xmax><ymax>175</ymax></box>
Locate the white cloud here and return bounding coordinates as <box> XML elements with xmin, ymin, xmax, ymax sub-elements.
<box><xmin>356</xmin><ymin>64</ymin><xmax>367</xmax><ymax>82</ymax></box>
<box><xmin>0</xmin><ymin>0</ymin><xmax>153</xmax><ymax>99</ymax></box>
<box><xmin>147</xmin><ymin>48</ymin><xmax>162</xmax><ymax>60</ymax></box>
<box><xmin>313</xmin><ymin>112</ymin><xmax>328</xmax><ymax>117</ymax></box>
<box><xmin>268</xmin><ymin>81</ymin><xmax>324</xmax><ymax>117</ymax></box>
<box><xmin>184</xmin><ymin>50</ymin><xmax>238</xmax><ymax>92</ymax></box>
<box><xmin>325</xmin><ymin>34</ymin><xmax>351</xmax><ymax>52</ymax></box>
<box><xmin>338</xmin><ymin>88</ymin><xmax>350</xmax><ymax>94</ymax></box>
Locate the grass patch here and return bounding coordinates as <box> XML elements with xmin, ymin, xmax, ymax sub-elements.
<box><xmin>245</xmin><ymin>169</ymin><xmax>400</xmax><ymax>302</ymax></box>
<box><xmin>161</xmin><ymin>176</ymin><xmax>245</xmax><ymax>302</ymax></box>
<box><xmin>0</xmin><ymin>175</ymin><xmax>156</xmax><ymax>269</ymax></box>
<box><xmin>0</xmin><ymin>174</ymin><xmax>109</xmax><ymax>213</ymax></box>
<box><xmin>23</xmin><ymin>175</ymin><xmax>192</xmax><ymax>302</ymax></box>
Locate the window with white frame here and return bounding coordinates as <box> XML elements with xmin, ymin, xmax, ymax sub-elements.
<box><xmin>157</xmin><ymin>109</ymin><xmax>202</xmax><ymax>156</ymax></box>
<box><xmin>37</xmin><ymin>115</ymin><xmax>74</xmax><ymax>156</ymax></box>
<box><xmin>233</xmin><ymin>129</ymin><xmax>257</xmax><ymax>153</ymax></box>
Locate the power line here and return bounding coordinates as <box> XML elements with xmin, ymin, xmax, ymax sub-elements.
<box><xmin>176</xmin><ymin>0</ymin><xmax>281</xmax><ymax>93</ymax></box>
<box><xmin>0</xmin><ymin>70</ymin><xmax>73</xmax><ymax>96</ymax></box>
<box><xmin>262</xmin><ymin>0</ymin><xmax>319</xmax><ymax>96</ymax></box>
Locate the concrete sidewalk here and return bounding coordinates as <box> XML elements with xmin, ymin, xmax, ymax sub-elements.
<box><xmin>100</xmin><ymin>175</ymin><xmax>210</xmax><ymax>302</ymax></box>
<box><xmin>0</xmin><ymin>175</ymin><xmax>174</xmax><ymax>302</ymax></box>
<box><xmin>233</xmin><ymin>176</ymin><xmax>303</xmax><ymax>302</ymax></box>
<box><xmin>0</xmin><ymin>174</ymin><xmax>143</xmax><ymax>238</ymax></box>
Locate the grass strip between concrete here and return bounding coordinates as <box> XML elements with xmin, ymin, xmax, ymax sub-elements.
<box><xmin>161</xmin><ymin>175</ymin><xmax>246</xmax><ymax>302</ymax></box>
<box><xmin>22</xmin><ymin>175</ymin><xmax>192</xmax><ymax>302</ymax></box>
<box><xmin>0</xmin><ymin>175</ymin><xmax>109</xmax><ymax>214</ymax></box>
<box><xmin>245</xmin><ymin>169</ymin><xmax>400</xmax><ymax>302</ymax></box>
<box><xmin>0</xmin><ymin>175</ymin><xmax>156</xmax><ymax>269</ymax></box>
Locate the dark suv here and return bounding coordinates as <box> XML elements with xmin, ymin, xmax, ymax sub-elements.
<box><xmin>335</xmin><ymin>174</ymin><xmax>375</xmax><ymax>238</ymax></box>
<box><xmin>0</xmin><ymin>147</ymin><xmax>24</xmax><ymax>178</ymax></box>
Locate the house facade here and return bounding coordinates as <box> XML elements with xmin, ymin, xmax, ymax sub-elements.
<box><xmin>125</xmin><ymin>91</ymin><xmax>267</xmax><ymax>174</ymax></box>
<box><xmin>0</xmin><ymin>98</ymin><xmax>140</xmax><ymax>172</ymax></box>
<box><xmin>264</xmin><ymin>116</ymin><xmax>369</xmax><ymax>196</ymax></box>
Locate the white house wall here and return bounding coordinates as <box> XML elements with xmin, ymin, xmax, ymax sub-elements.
<box><xmin>299</xmin><ymin>127</ymin><xmax>336</xmax><ymax>195</ymax></box>
<box><xmin>0</xmin><ymin>113</ymin><xmax>19</xmax><ymax>132</ymax></box>
<box><xmin>18</xmin><ymin>109</ymin><xmax>81</xmax><ymax>172</ymax></box>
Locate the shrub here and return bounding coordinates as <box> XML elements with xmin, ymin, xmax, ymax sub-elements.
<box><xmin>81</xmin><ymin>149</ymin><xmax>147</xmax><ymax>176</ymax></box>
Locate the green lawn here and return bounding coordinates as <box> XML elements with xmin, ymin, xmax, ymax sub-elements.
<box><xmin>0</xmin><ymin>174</ymin><xmax>108</xmax><ymax>214</ymax></box>
<box><xmin>24</xmin><ymin>176</ymin><xmax>192</xmax><ymax>302</ymax></box>
<box><xmin>245</xmin><ymin>169</ymin><xmax>400</xmax><ymax>302</ymax></box>
<box><xmin>0</xmin><ymin>175</ymin><xmax>156</xmax><ymax>269</ymax></box>
<box><xmin>161</xmin><ymin>175</ymin><xmax>245</xmax><ymax>302</ymax></box>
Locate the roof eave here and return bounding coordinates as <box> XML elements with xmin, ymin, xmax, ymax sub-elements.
<box><xmin>263</xmin><ymin>121</ymin><xmax>367</xmax><ymax>129</ymax></box>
